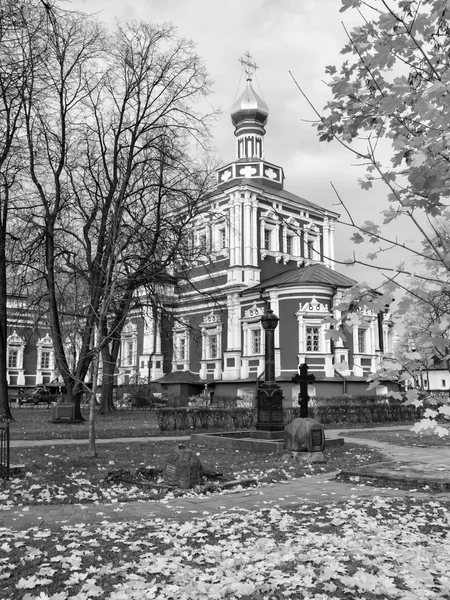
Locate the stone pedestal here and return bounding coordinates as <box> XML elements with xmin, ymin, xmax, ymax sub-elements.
<box><xmin>284</xmin><ymin>418</ymin><xmax>325</xmax><ymax>453</ymax></box>
<box><xmin>255</xmin><ymin>382</ymin><xmax>284</xmax><ymax>431</ymax></box>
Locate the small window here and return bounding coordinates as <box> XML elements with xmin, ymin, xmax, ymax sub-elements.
<box><xmin>8</xmin><ymin>349</ymin><xmax>18</xmax><ymax>369</ymax></box>
<box><xmin>127</xmin><ymin>341</ymin><xmax>133</xmax><ymax>365</ymax></box>
<box><xmin>306</xmin><ymin>326</ymin><xmax>320</xmax><ymax>352</ymax></box>
<box><xmin>209</xmin><ymin>335</ymin><xmax>218</xmax><ymax>359</ymax></box>
<box><xmin>251</xmin><ymin>329</ymin><xmax>262</xmax><ymax>355</ymax></box>
<box><xmin>264</xmin><ymin>229</ymin><xmax>271</xmax><ymax>250</ymax></box>
<box><xmin>307</xmin><ymin>242</ymin><xmax>314</xmax><ymax>259</ymax></box>
<box><xmin>219</xmin><ymin>228</ymin><xmax>226</xmax><ymax>249</ymax></box>
<box><xmin>286</xmin><ymin>236</ymin><xmax>293</xmax><ymax>255</ymax></box>
<box><xmin>442</xmin><ymin>380</ymin><xmax>446</xmax><ymax>388</ymax></box>
<box><xmin>357</xmin><ymin>328</ymin><xmax>367</xmax><ymax>353</ymax></box>
<box><xmin>199</xmin><ymin>233</ymin><xmax>207</xmax><ymax>251</ymax></box>
<box><xmin>178</xmin><ymin>338</ymin><xmax>186</xmax><ymax>360</ymax></box>
<box><xmin>41</xmin><ymin>350</ymin><xmax>51</xmax><ymax>370</ymax></box>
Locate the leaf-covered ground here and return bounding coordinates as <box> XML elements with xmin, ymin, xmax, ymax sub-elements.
<box><xmin>1</xmin><ymin>441</ymin><xmax>386</xmax><ymax>507</ymax></box>
<box><xmin>1</xmin><ymin>495</ymin><xmax>449</xmax><ymax>599</ymax></box>
<box><xmin>341</xmin><ymin>428</ymin><xmax>450</xmax><ymax>447</ymax></box>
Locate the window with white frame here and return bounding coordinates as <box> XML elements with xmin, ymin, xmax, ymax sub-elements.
<box><xmin>306</xmin><ymin>326</ymin><xmax>320</xmax><ymax>352</ymax></box>
<box><xmin>173</xmin><ymin>318</ymin><xmax>190</xmax><ymax>368</ymax></box>
<box><xmin>41</xmin><ymin>350</ymin><xmax>51</xmax><ymax>369</ymax></box>
<box><xmin>264</xmin><ymin>228</ymin><xmax>272</xmax><ymax>250</ymax></box>
<box><xmin>218</xmin><ymin>227</ymin><xmax>226</xmax><ymax>250</ymax></box>
<box><xmin>121</xmin><ymin>322</ymin><xmax>138</xmax><ymax>367</ymax></box>
<box><xmin>175</xmin><ymin>336</ymin><xmax>187</xmax><ymax>360</ymax></box>
<box><xmin>286</xmin><ymin>235</ymin><xmax>293</xmax><ymax>255</ymax></box>
<box><xmin>200</xmin><ymin>311</ymin><xmax>223</xmax><ymax>362</ymax></box>
<box><xmin>7</xmin><ymin>332</ymin><xmax>25</xmax><ymax>370</ymax></box>
<box><xmin>357</xmin><ymin>328</ymin><xmax>367</xmax><ymax>353</ymax></box>
<box><xmin>208</xmin><ymin>335</ymin><xmax>218</xmax><ymax>358</ymax></box>
<box><xmin>194</xmin><ymin>227</ymin><xmax>209</xmax><ymax>254</ymax></box>
<box><xmin>8</xmin><ymin>349</ymin><xmax>18</xmax><ymax>368</ymax></box>
<box><xmin>251</xmin><ymin>329</ymin><xmax>262</xmax><ymax>354</ymax></box>
<box><xmin>442</xmin><ymin>379</ymin><xmax>447</xmax><ymax>388</ymax></box>
<box><xmin>36</xmin><ymin>334</ymin><xmax>54</xmax><ymax>373</ymax></box>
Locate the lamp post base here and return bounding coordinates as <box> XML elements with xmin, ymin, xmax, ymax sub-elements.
<box><xmin>255</xmin><ymin>382</ymin><xmax>284</xmax><ymax>431</ymax></box>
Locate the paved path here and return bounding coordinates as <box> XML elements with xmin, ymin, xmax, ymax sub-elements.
<box><xmin>2</xmin><ymin>426</ymin><xmax>450</xmax><ymax>530</ymax></box>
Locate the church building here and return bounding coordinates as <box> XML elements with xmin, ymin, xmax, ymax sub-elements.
<box><xmin>5</xmin><ymin>56</ymin><xmax>397</xmax><ymax>402</ymax></box>
<box><xmin>120</xmin><ymin>56</ymin><xmax>398</xmax><ymax>402</ymax></box>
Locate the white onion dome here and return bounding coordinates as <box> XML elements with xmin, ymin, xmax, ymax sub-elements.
<box><xmin>230</xmin><ymin>79</ymin><xmax>269</xmax><ymax>128</ymax></box>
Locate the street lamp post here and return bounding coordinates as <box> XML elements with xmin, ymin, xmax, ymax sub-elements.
<box><xmin>255</xmin><ymin>309</ymin><xmax>284</xmax><ymax>431</ymax></box>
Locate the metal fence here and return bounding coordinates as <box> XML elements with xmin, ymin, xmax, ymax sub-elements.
<box><xmin>0</xmin><ymin>421</ymin><xmax>10</xmax><ymax>480</ymax></box>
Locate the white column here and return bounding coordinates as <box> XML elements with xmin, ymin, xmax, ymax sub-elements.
<box><xmin>274</xmin><ymin>223</ymin><xmax>280</xmax><ymax>252</ymax></box>
<box><xmin>229</xmin><ymin>197</ymin><xmax>236</xmax><ymax>265</ymax></box>
<box><xmin>297</xmin><ymin>314</ymin><xmax>305</xmax><ymax>353</ymax></box>
<box><xmin>370</xmin><ymin>319</ymin><xmax>377</xmax><ymax>354</ymax></box>
<box><xmin>227</xmin><ymin>293</ymin><xmax>241</xmax><ymax>350</ymax></box>
<box><xmin>234</xmin><ymin>199</ymin><xmax>242</xmax><ymax>265</ymax></box>
<box><xmin>323</xmin><ymin>218</ymin><xmax>330</xmax><ymax>267</ymax></box>
<box><xmin>244</xmin><ymin>197</ymin><xmax>252</xmax><ymax>265</ymax></box>
<box><xmin>303</xmin><ymin>231</ymin><xmax>309</xmax><ymax>258</ymax></box>
<box><xmin>251</xmin><ymin>198</ymin><xmax>258</xmax><ymax>265</ymax></box>
<box><xmin>329</xmin><ymin>223</ymin><xmax>335</xmax><ymax>268</ymax></box>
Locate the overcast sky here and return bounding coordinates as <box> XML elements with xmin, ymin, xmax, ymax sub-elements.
<box><xmin>69</xmin><ymin>0</ymin><xmax>415</xmax><ymax>291</ymax></box>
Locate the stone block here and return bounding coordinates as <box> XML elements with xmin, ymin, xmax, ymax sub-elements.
<box><xmin>282</xmin><ymin>450</ymin><xmax>327</xmax><ymax>464</ymax></box>
<box><xmin>284</xmin><ymin>418</ymin><xmax>325</xmax><ymax>452</ymax></box>
<box><xmin>163</xmin><ymin>444</ymin><xmax>203</xmax><ymax>489</ymax></box>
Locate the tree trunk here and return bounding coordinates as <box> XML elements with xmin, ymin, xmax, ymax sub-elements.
<box><xmin>0</xmin><ymin>234</ymin><xmax>12</xmax><ymax>421</ymax></box>
<box><xmin>99</xmin><ymin>346</ymin><xmax>116</xmax><ymax>414</ymax></box>
<box><xmin>88</xmin><ymin>348</ymin><xmax>99</xmax><ymax>457</ymax></box>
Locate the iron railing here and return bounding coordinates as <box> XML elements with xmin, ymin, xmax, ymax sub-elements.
<box><xmin>0</xmin><ymin>421</ymin><xmax>10</xmax><ymax>480</ymax></box>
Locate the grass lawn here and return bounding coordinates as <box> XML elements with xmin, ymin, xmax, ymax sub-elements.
<box><xmin>341</xmin><ymin>427</ymin><xmax>450</xmax><ymax>447</ymax></box>
<box><xmin>8</xmin><ymin>406</ymin><xmax>160</xmax><ymax>440</ymax></box>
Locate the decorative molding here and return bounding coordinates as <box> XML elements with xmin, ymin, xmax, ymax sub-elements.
<box><xmin>243</xmin><ymin>302</ymin><xmax>265</xmax><ymax>320</ymax></box>
<box><xmin>37</xmin><ymin>333</ymin><xmax>53</xmax><ymax>346</ymax></box>
<box><xmin>173</xmin><ymin>317</ymin><xmax>190</xmax><ymax>330</ymax></box>
<box><xmin>122</xmin><ymin>321</ymin><xmax>137</xmax><ymax>335</ymax></box>
<box><xmin>297</xmin><ymin>296</ymin><xmax>330</xmax><ymax>315</ymax></box>
<box><xmin>7</xmin><ymin>331</ymin><xmax>24</xmax><ymax>345</ymax></box>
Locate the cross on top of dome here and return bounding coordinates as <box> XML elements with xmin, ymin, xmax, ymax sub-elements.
<box><xmin>239</xmin><ymin>52</ymin><xmax>258</xmax><ymax>82</ymax></box>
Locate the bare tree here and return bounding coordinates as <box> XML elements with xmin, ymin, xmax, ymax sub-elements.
<box><xmin>0</xmin><ymin>0</ymin><xmax>46</xmax><ymax>419</ymax></box>
<box><xmin>8</xmin><ymin>3</ymin><xmax>215</xmax><ymax>421</ymax></box>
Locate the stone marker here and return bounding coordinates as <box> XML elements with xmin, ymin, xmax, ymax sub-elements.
<box><xmin>163</xmin><ymin>444</ymin><xmax>203</xmax><ymax>489</ymax></box>
<box><xmin>284</xmin><ymin>417</ymin><xmax>325</xmax><ymax>453</ymax></box>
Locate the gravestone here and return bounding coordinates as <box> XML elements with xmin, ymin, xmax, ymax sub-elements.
<box><xmin>163</xmin><ymin>444</ymin><xmax>203</xmax><ymax>489</ymax></box>
<box><xmin>284</xmin><ymin>418</ymin><xmax>325</xmax><ymax>453</ymax></box>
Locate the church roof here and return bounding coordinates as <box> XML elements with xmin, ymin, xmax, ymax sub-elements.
<box><xmin>154</xmin><ymin>371</ymin><xmax>202</xmax><ymax>384</ymax></box>
<box><xmin>253</xmin><ymin>264</ymin><xmax>357</xmax><ymax>291</ymax></box>
<box><xmin>215</xmin><ymin>178</ymin><xmax>338</xmax><ymax>218</ymax></box>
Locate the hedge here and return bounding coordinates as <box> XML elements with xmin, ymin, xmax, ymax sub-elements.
<box><xmin>156</xmin><ymin>401</ymin><xmax>425</xmax><ymax>432</ymax></box>
<box><xmin>156</xmin><ymin>407</ymin><xmax>256</xmax><ymax>432</ymax></box>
